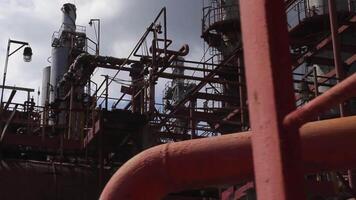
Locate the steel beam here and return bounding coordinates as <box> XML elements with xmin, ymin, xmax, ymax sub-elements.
<box><xmin>155</xmin><ymin>50</ymin><xmax>240</xmax><ymax>129</ymax></box>
<box><xmin>3</xmin><ymin>90</ymin><xmax>16</xmax><ymax>110</ymax></box>
<box><xmin>0</xmin><ymin>105</ymin><xmax>18</xmax><ymax>142</ymax></box>
<box><xmin>291</xmin><ymin>15</ymin><xmax>356</xmax><ymax>70</ymax></box>
<box><xmin>194</xmin><ymin>92</ymin><xmax>238</xmax><ymax>102</ymax></box>
<box><xmin>240</xmin><ymin>0</ymin><xmax>305</xmax><ymax>199</ymax></box>
<box><xmin>328</xmin><ymin>0</ymin><xmax>346</xmax><ymax>117</ymax></box>
<box><xmin>158</xmin><ymin>72</ymin><xmax>239</xmax><ymax>85</ymax></box>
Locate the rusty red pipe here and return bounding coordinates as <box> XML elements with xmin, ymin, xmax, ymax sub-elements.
<box><xmin>100</xmin><ymin>116</ymin><xmax>356</xmax><ymax>200</ymax></box>
<box><xmin>240</xmin><ymin>0</ymin><xmax>305</xmax><ymax>198</ymax></box>
<box><xmin>284</xmin><ymin>73</ymin><xmax>356</xmax><ymax>128</ymax></box>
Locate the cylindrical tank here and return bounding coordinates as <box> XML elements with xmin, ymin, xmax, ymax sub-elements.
<box><xmin>223</xmin><ymin>0</ymin><xmax>239</xmax><ymax>21</ymax></box>
<box><xmin>49</xmin><ymin>3</ymin><xmax>77</xmax><ymax>103</ymax></box>
<box><xmin>41</xmin><ymin>66</ymin><xmax>51</xmax><ymax>106</ymax></box>
<box><xmin>172</xmin><ymin>57</ymin><xmax>185</xmax><ymax>103</ymax></box>
<box><xmin>49</xmin><ymin>47</ymin><xmax>70</xmax><ymax>103</ymax></box>
<box><xmin>307</xmin><ymin>0</ymin><xmax>349</xmax><ymax>15</ymax></box>
<box><xmin>61</xmin><ymin>3</ymin><xmax>76</xmax><ymax>32</ymax></box>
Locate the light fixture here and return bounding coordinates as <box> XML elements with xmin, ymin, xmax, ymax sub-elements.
<box><xmin>23</xmin><ymin>46</ymin><xmax>33</xmax><ymax>62</ymax></box>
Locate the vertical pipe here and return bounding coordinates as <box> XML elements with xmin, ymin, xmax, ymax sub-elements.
<box><xmin>313</xmin><ymin>67</ymin><xmax>321</xmax><ymax>121</ymax></box>
<box><xmin>149</xmin><ymin>70</ymin><xmax>155</xmax><ymax>113</ymax></box>
<box><xmin>144</xmin><ymin>84</ymin><xmax>148</xmax><ymax>113</ymax></box>
<box><xmin>42</xmin><ymin>105</ymin><xmax>46</xmax><ymax>141</ymax></box>
<box><xmin>140</xmin><ymin>88</ymin><xmax>144</xmax><ymax>114</ymax></box>
<box><xmin>149</xmin><ymin>31</ymin><xmax>157</xmax><ymax>113</ymax></box>
<box><xmin>98</xmin><ymin>113</ymin><xmax>104</xmax><ymax>191</ymax></box>
<box><xmin>306</xmin><ymin>0</ymin><xmax>310</xmax><ymax>18</ymax></box>
<box><xmin>328</xmin><ymin>0</ymin><xmax>345</xmax><ymax>116</ymax></box>
<box><xmin>105</xmin><ymin>75</ymin><xmax>109</xmax><ymax>110</ymax></box>
<box><xmin>328</xmin><ymin>0</ymin><xmax>355</xmax><ymax>188</ymax></box>
<box><xmin>0</xmin><ymin>39</ymin><xmax>10</xmax><ymax>107</ymax></box>
<box><xmin>313</xmin><ymin>67</ymin><xmax>320</xmax><ymax>97</ymax></box>
<box><xmin>238</xmin><ymin>55</ymin><xmax>246</xmax><ymax>129</ymax></box>
<box><xmin>240</xmin><ymin>0</ymin><xmax>306</xmax><ymax>199</ymax></box>
<box><xmin>68</xmin><ymin>86</ymin><xmax>74</xmax><ymax>139</ymax></box>
<box><xmin>98</xmin><ymin>20</ymin><xmax>101</xmax><ymax>56</ymax></box>
<box><xmin>189</xmin><ymin>100</ymin><xmax>196</xmax><ymax>139</ymax></box>
<box><xmin>297</xmin><ymin>3</ymin><xmax>301</xmax><ymax>23</ymax></box>
<box><xmin>163</xmin><ymin>8</ymin><xmax>167</xmax><ymax>64</ymax></box>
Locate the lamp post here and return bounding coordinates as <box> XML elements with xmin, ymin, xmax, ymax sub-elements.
<box><xmin>1</xmin><ymin>39</ymin><xmax>33</xmax><ymax>107</ymax></box>
<box><xmin>89</xmin><ymin>19</ymin><xmax>101</xmax><ymax>56</ymax></box>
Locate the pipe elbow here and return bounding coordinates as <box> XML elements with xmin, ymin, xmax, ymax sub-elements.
<box><xmin>179</xmin><ymin>44</ymin><xmax>189</xmax><ymax>56</ymax></box>
<box><xmin>100</xmin><ymin>134</ymin><xmax>253</xmax><ymax>200</ymax></box>
<box><xmin>100</xmin><ymin>144</ymin><xmax>173</xmax><ymax>200</ymax></box>
<box><xmin>100</xmin><ymin>117</ymin><xmax>356</xmax><ymax>200</ymax></box>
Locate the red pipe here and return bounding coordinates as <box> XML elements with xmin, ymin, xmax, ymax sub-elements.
<box><xmin>328</xmin><ymin>0</ymin><xmax>346</xmax><ymax>117</ymax></box>
<box><xmin>284</xmin><ymin>73</ymin><xmax>356</xmax><ymax>128</ymax></box>
<box><xmin>239</xmin><ymin>0</ymin><xmax>305</xmax><ymax>198</ymax></box>
<box><xmin>100</xmin><ymin>116</ymin><xmax>356</xmax><ymax>200</ymax></box>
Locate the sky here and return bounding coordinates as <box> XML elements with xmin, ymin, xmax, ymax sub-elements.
<box><xmin>0</xmin><ymin>0</ymin><xmax>205</xmax><ymax>105</ymax></box>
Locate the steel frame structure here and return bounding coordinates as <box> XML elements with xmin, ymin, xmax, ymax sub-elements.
<box><xmin>0</xmin><ymin>0</ymin><xmax>356</xmax><ymax>199</ymax></box>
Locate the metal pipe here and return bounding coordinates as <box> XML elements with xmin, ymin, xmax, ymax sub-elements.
<box><xmin>189</xmin><ymin>100</ymin><xmax>196</xmax><ymax>139</ymax></box>
<box><xmin>100</xmin><ymin>116</ymin><xmax>356</xmax><ymax>200</ymax></box>
<box><xmin>238</xmin><ymin>55</ymin><xmax>247</xmax><ymax>129</ymax></box>
<box><xmin>240</xmin><ymin>0</ymin><xmax>305</xmax><ymax>199</ymax></box>
<box><xmin>153</xmin><ymin>44</ymin><xmax>190</xmax><ymax>58</ymax></box>
<box><xmin>1</xmin><ymin>39</ymin><xmax>10</xmax><ymax>106</ymax></box>
<box><xmin>312</xmin><ymin>66</ymin><xmax>320</xmax><ymax>120</ymax></box>
<box><xmin>327</xmin><ymin>0</ymin><xmax>356</xmax><ymax>188</ymax></box>
<box><xmin>284</xmin><ymin>73</ymin><xmax>356</xmax><ymax>128</ymax></box>
<box><xmin>98</xmin><ymin>19</ymin><xmax>100</xmax><ymax>55</ymax></box>
<box><xmin>105</xmin><ymin>75</ymin><xmax>109</xmax><ymax>110</ymax></box>
<box><xmin>328</xmin><ymin>0</ymin><xmax>346</xmax><ymax>116</ymax></box>
<box><xmin>98</xmin><ymin>113</ymin><xmax>104</xmax><ymax>191</ymax></box>
<box><xmin>68</xmin><ymin>86</ymin><xmax>74</xmax><ymax>139</ymax></box>
<box><xmin>149</xmin><ymin>30</ymin><xmax>157</xmax><ymax>113</ymax></box>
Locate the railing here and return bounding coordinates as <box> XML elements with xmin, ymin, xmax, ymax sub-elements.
<box><xmin>51</xmin><ymin>23</ymin><xmax>86</xmax><ymax>46</ymax></box>
<box><xmin>86</xmin><ymin>37</ymin><xmax>98</xmax><ymax>55</ymax></box>
<box><xmin>202</xmin><ymin>0</ymin><xmax>239</xmax><ymax>34</ymax></box>
<box><xmin>293</xmin><ymin>67</ymin><xmax>339</xmax><ymax>108</ymax></box>
<box><xmin>286</xmin><ymin>0</ymin><xmax>355</xmax><ymax>30</ymax></box>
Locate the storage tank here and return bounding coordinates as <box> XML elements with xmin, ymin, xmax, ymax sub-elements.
<box><xmin>41</xmin><ymin>66</ymin><xmax>51</xmax><ymax>106</ymax></box>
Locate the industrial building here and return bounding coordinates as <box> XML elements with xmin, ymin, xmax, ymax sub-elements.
<box><xmin>0</xmin><ymin>0</ymin><xmax>356</xmax><ymax>199</ymax></box>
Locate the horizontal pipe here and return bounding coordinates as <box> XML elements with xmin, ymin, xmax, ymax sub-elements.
<box><xmin>154</xmin><ymin>44</ymin><xmax>190</xmax><ymax>57</ymax></box>
<box><xmin>284</xmin><ymin>73</ymin><xmax>356</xmax><ymax>128</ymax></box>
<box><xmin>100</xmin><ymin>116</ymin><xmax>356</xmax><ymax>199</ymax></box>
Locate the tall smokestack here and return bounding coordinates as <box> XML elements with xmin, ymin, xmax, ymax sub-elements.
<box><xmin>49</xmin><ymin>3</ymin><xmax>77</xmax><ymax>103</ymax></box>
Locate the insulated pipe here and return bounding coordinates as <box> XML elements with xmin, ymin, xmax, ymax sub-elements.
<box><xmin>100</xmin><ymin>116</ymin><xmax>356</xmax><ymax>200</ymax></box>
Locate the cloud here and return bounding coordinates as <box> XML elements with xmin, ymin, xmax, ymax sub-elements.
<box><xmin>75</xmin><ymin>0</ymin><xmax>125</xmax><ymax>23</ymax></box>
<box><xmin>0</xmin><ymin>0</ymin><xmax>204</xmax><ymax>104</ymax></box>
